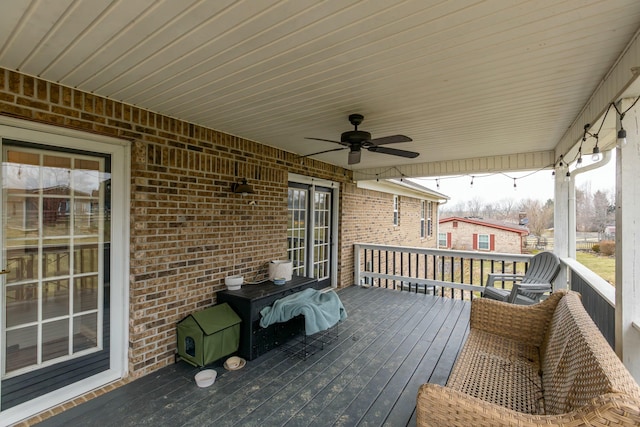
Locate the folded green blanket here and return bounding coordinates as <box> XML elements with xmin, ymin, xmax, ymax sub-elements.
<box><xmin>259</xmin><ymin>288</ymin><xmax>347</xmax><ymax>335</ymax></box>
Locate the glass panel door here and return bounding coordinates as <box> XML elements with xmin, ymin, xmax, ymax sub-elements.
<box><xmin>287</xmin><ymin>183</ymin><xmax>333</xmax><ymax>287</ymax></box>
<box><xmin>287</xmin><ymin>187</ymin><xmax>307</xmax><ymax>277</ymax></box>
<box><xmin>313</xmin><ymin>189</ymin><xmax>331</xmax><ymax>282</ymax></box>
<box><xmin>2</xmin><ymin>146</ymin><xmax>106</xmax><ymax>379</ymax></box>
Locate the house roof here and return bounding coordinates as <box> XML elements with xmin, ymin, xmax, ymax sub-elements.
<box><xmin>356</xmin><ymin>178</ymin><xmax>449</xmax><ymax>201</ymax></box>
<box><xmin>440</xmin><ymin>216</ymin><xmax>529</xmax><ymax>236</ymax></box>
<box><xmin>1</xmin><ymin>2</ymin><xmax>639</xmax><ymax>173</ymax></box>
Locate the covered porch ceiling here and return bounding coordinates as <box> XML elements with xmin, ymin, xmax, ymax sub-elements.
<box><xmin>2</xmin><ymin>0</ymin><xmax>640</xmax><ymax>178</ymax></box>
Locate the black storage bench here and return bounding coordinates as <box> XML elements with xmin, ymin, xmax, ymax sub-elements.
<box><xmin>216</xmin><ymin>276</ymin><xmax>321</xmax><ymax>360</ymax></box>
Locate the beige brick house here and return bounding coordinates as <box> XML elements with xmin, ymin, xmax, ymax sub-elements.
<box><xmin>0</xmin><ymin>70</ymin><xmax>446</xmax><ymax>423</ymax></box>
<box><xmin>2</xmin><ymin>2</ymin><xmax>640</xmax><ymax>424</ymax></box>
<box><xmin>438</xmin><ymin>217</ymin><xmax>529</xmax><ymax>254</ymax></box>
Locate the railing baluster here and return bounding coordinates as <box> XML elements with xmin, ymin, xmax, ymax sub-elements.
<box><xmin>354</xmin><ymin>245</ymin><xmax>535</xmax><ymax>302</ymax></box>
<box><xmin>385</xmin><ymin>250</ymin><xmax>389</xmax><ymax>288</ymax></box>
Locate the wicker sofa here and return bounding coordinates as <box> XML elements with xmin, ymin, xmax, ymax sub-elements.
<box><xmin>417</xmin><ymin>290</ymin><xmax>640</xmax><ymax>426</ymax></box>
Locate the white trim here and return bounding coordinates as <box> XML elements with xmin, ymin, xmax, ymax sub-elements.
<box><xmin>287</xmin><ymin>173</ymin><xmax>339</xmax><ymax>288</ymax></box>
<box><xmin>438</xmin><ymin>232</ymin><xmax>448</xmax><ymax>248</ymax></box>
<box><xmin>477</xmin><ymin>233</ymin><xmax>490</xmax><ymax>251</ymax></box>
<box><xmin>356</xmin><ymin>179</ymin><xmax>446</xmax><ymax>200</ymax></box>
<box><xmin>420</xmin><ymin>200</ymin><xmax>426</xmax><ymax>238</ymax></box>
<box><xmin>0</xmin><ymin>118</ymin><xmax>130</xmax><ymax>426</ymax></box>
<box><xmin>393</xmin><ymin>195</ymin><xmax>399</xmax><ymax>226</ymax></box>
<box><xmin>353</xmin><ymin>150</ymin><xmax>555</xmax><ymax>181</ymax></box>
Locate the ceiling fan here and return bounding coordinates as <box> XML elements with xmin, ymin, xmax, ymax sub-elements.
<box><xmin>303</xmin><ymin>114</ymin><xmax>419</xmax><ymax>165</ymax></box>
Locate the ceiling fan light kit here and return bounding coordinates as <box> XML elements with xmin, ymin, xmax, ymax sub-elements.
<box><xmin>303</xmin><ymin>114</ymin><xmax>419</xmax><ymax>165</ymax></box>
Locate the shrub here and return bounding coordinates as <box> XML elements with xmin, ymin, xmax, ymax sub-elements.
<box><xmin>592</xmin><ymin>244</ymin><xmax>600</xmax><ymax>253</ymax></box>
<box><xmin>600</xmin><ymin>240</ymin><xmax>615</xmax><ymax>256</ymax></box>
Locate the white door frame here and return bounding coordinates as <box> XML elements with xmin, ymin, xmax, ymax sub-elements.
<box><xmin>288</xmin><ymin>173</ymin><xmax>339</xmax><ymax>288</ymax></box>
<box><xmin>0</xmin><ymin>117</ymin><xmax>130</xmax><ymax>426</ymax></box>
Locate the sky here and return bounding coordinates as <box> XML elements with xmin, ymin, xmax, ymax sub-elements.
<box><xmin>414</xmin><ymin>151</ymin><xmax>616</xmax><ymax>206</ymax></box>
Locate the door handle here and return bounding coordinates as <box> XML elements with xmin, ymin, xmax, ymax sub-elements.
<box><xmin>0</xmin><ymin>270</ymin><xmax>10</xmax><ymax>275</ymax></box>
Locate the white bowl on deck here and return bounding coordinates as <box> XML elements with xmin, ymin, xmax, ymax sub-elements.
<box><xmin>195</xmin><ymin>369</ymin><xmax>217</xmax><ymax>388</ymax></box>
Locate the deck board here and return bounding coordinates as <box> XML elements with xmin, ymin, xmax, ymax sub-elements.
<box><xmin>38</xmin><ymin>286</ymin><xmax>470</xmax><ymax>427</ymax></box>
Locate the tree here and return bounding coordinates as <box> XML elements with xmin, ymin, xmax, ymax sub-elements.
<box><xmin>518</xmin><ymin>198</ymin><xmax>553</xmax><ymax>246</ymax></box>
<box><xmin>466</xmin><ymin>197</ymin><xmax>483</xmax><ymax>218</ymax></box>
<box><xmin>591</xmin><ymin>190</ymin><xmax>614</xmax><ymax>239</ymax></box>
<box><xmin>576</xmin><ymin>182</ymin><xmax>594</xmax><ymax>232</ymax></box>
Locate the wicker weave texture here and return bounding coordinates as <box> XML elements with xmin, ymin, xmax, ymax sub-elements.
<box><xmin>417</xmin><ymin>291</ymin><xmax>640</xmax><ymax>426</ymax></box>
<box><xmin>470</xmin><ymin>290</ymin><xmax>565</xmax><ymax>347</ymax></box>
<box><xmin>417</xmin><ymin>385</ymin><xmax>640</xmax><ymax>427</ymax></box>
<box><xmin>447</xmin><ymin>330</ymin><xmax>544</xmax><ymax>414</ymax></box>
<box><xmin>542</xmin><ymin>292</ymin><xmax>640</xmax><ymax>415</ymax></box>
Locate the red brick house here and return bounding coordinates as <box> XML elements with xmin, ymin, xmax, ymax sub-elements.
<box><xmin>438</xmin><ymin>217</ymin><xmax>529</xmax><ymax>254</ymax></box>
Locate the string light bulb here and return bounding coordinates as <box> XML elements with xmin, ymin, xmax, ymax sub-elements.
<box><xmin>513</xmin><ymin>178</ymin><xmax>517</xmax><ymax>191</ymax></box>
<box><xmin>470</xmin><ymin>176</ymin><xmax>474</xmax><ymax>188</ymax></box>
<box><xmin>617</xmin><ymin>128</ymin><xmax>627</xmax><ymax>148</ymax></box>
<box><xmin>436</xmin><ymin>178</ymin><xmax>440</xmax><ymax>189</ymax></box>
<box><xmin>591</xmin><ymin>145</ymin><xmax>601</xmax><ymax>161</ymax></box>
<box><xmin>564</xmin><ymin>170</ymin><xmax>571</xmax><ymax>182</ymax></box>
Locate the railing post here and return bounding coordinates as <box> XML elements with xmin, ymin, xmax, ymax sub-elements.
<box><xmin>615</xmin><ymin>99</ymin><xmax>640</xmax><ymax>381</ymax></box>
<box><xmin>354</xmin><ymin>244</ymin><xmax>362</xmax><ymax>286</ymax></box>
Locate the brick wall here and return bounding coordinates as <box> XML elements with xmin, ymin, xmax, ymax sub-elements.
<box><xmin>339</xmin><ymin>183</ymin><xmax>439</xmax><ymax>286</ymax></box>
<box><xmin>0</xmin><ymin>68</ymin><xmax>355</xmax><ymax>378</ymax></box>
<box><xmin>0</xmin><ymin>67</ymin><xmax>447</xmax><ymax>423</ymax></box>
<box><xmin>439</xmin><ymin>221</ymin><xmax>524</xmax><ymax>253</ymax></box>
<box><xmin>0</xmin><ymin>67</ymin><xmax>441</xmax><ymax>382</ymax></box>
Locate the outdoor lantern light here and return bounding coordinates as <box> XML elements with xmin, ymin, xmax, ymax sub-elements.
<box><xmin>231</xmin><ymin>178</ymin><xmax>254</xmax><ymax>196</ymax></box>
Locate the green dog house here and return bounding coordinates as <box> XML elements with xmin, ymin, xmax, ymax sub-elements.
<box><xmin>177</xmin><ymin>303</ymin><xmax>242</xmax><ymax>367</ymax></box>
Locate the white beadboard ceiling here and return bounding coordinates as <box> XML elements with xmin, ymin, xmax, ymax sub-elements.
<box><xmin>2</xmin><ymin>0</ymin><xmax>640</xmax><ymax>174</ymax></box>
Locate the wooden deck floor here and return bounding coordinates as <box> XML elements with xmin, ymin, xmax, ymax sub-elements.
<box><xmin>38</xmin><ymin>286</ymin><xmax>471</xmax><ymax>427</ymax></box>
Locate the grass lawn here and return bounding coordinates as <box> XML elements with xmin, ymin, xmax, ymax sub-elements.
<box><xmin>576</xmin><ymin>251</ymin><xmax>615</xmax><ymax>286</ymax></box>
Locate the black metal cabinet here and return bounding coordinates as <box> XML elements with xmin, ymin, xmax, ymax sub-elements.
<box><xmin>217</xmin><ymin>276</ymin><xmax>320</xmax><ymax>360</ymax></box>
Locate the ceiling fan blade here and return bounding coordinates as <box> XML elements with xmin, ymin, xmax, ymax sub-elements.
<box><xmin>299</xmin><ymin>147</ymin><xmax>347</xmax><ymax>158</ymax></box>
<box><xmin>368</xmin><ymin>135</ymin><xmax>412</xmax><ymax>145</ymax></box>
<box><xmin>368</xmin><ymin>146</ymin><xmax>419</xmax><ymax>158</ymax></box>
<box><xmin>305</xmin><ymin>137</ymin><xmax>348</xmax><ymax>146</ymax></box>
<box><xmin>348</xmin><ymin>150</ymin><xmax>361</xmax><ymax>165</ymax></box>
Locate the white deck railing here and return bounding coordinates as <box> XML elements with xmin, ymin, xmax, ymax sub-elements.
<box><xmin>354</xmin><ymin>244</ymin><xmax>616</xmax><ymax>346</ymax></box>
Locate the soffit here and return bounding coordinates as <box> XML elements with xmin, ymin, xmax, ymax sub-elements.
<box><xmin>1</xmin><ymin>0</ymin><xmax>640</xmax><ymax>172</ymax></box>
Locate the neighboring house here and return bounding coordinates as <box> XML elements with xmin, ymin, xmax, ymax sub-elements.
<box><xmin>438</xmin><ymin>217</ymin><xmax>529</xmax><ymax>254</ymax></box>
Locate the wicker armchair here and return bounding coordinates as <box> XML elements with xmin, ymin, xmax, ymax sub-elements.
<box><xmin>483</xmin><ymin>251</ymin><xmax>561</xmax><ymax>304</ymax></box>
<box><xmin>417</xmin><ymin>291</ymin><xmax>640</xmax><ymax>426</ymax></box>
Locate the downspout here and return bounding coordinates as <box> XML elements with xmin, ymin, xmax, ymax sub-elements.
<box><xmin>568</xmin><ymin>150</ymin><xmax>613</xmax><ymax>259</ymax></box>
<box><xmin>554</xmin><ymin>149</ymin><xmax>612</xmax><ymax>290</ymax></box>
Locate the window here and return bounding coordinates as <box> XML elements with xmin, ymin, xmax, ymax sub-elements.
<box><xmin>427</xmin><ymin>201</ymin><xmax>433</xmax><ymax>236</ymax></box>
<box><xmin>438</xmin><ymin>232</ymin><xmax>448</xmax><ymax>247</ymax></box>
<box><xmin>393</xmin><ymin>195</ymin><xmax>399</xmax><ymax>226</ymax></box>
<box><xmin>478</xmin><ymin>234</ymin><xmax>490</xmax><ymax>250</ymax></box>
<box><xmin>420</xmin><ymin>201</ymin><xmax>426</xmax><ymax>238</ymax></box>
